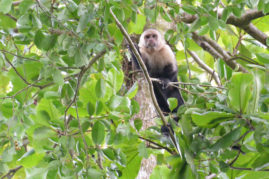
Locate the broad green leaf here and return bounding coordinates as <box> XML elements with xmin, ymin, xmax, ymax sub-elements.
<box><xmin>256</xmin><ymin>53</ymin><xmax>269</xmax><ymax>64</ymax></box>
<box><xmin>18</xmin><ymin>149</ymin><xmax>44</xmax><ymax>168</ymax></box>
<box><xmin>120</xmin><ymin>147</ymin><xmax>141</xmax><ymax>178</ymax></box>
<box><xmin>87</xmin><ymin>102</ymin><xmax>95</xmax><ymax>116</ymax></box>
<box><xmin>252</xmin><ymin>153</ymin><xmax>269</xmax><ymax>170</ymax></box>
<box><xmin>182</xmin><ymin>5</ymin><xmax>196</xmax><ymax>14</ymax></box>
<box><xmin>150</xmin><ymin>165</ymin><xmax>170</xmax><ymax>179</ymax></box>
<box><xmin>0</xmin><ymin>0</ymin><xmax>12</xmax><ymax>13</ymax></box>
<box><xmin>87</xmin><ymin>168</ymin><xmax>104</xmax><ymax>179</ymax></box>
<box><xmin>52</xmin><ymin>69</ymin><xmax>64</xmax><ymax>85</ymax></box>
<box><xmin>92</xmin><ymin>121</ymin><xmax>105</xmax><ymax>145</ymax></box>
<box><xmin>134</xmin><ymin>118</ymin><xmax>143</xmax><ymax>131</ymax></box>
<box><xmin>209</xmin><ymin>127</ymin><xmax>241</xmax><ymax>151</ymax></box>
<box><xmin>95</xmin><ymin>78</ymin><xmax>106</xmax><ymax>99</ymax></box>
<box><xmin>19</xmin><ymin>0</ymin><xmax>34</xmax><ymax>14</ymax></box>
<box><xmin>168</xmin><ymin>97</ymin><xmax>178</xmax><ymax>112</ymax></box>
<box><xmin>25</xmin><ymin>168</ymin><xmax>47</xmax><ymax>179</ymax></box>
<box><xmin>107</xmin><ymin>68</ymin><xmax>124</xmax><ymax>93</ymax></box>
<box><xmin>208</xmin><ymin>15</ymin><xmax>219</xmax><ymax>31</ymax></box>
<box><xmin>228</xmin><ymin>73</ymin><xmax>253</xmax><ymax>114</ymax></box>
<box><xmin>138</xmin><ymin>142</ymin><xmax>149</xmax><ymax>158</ymax></box>
<box><xmin>128</xmin><ymin>14</ymin><xmax>146</xmax><ymax>34</ymax></box>
<box><xmin>103</xmin><ymin>148</ymin><xmax>116</xmax><ymax>161</ymax></box>
<box><xmin>160</xmin><ymin>7</ymin><xmax>172</xmax><ymax>22</ymax></box>
<box><xmin>125</xmin><ymin>82</ymin><xmax>138</xmax><ymax>99</ymax></box>
<box><xmin>249</xmin><ymin>71</ymin><xmax>263</xmax><ymax>113</ymax></box>
<box><xmin>77</xmin><ymin>13</ymin><xmax>94</xmax><ymax>33</ymax></box>
<box><xmin>191</xmin><ymin>111</ymin><xmax>234</xmax><ymax>127</ymax></box>
<box><xmin>32</xmin><ymin>127</ymin><xmax>55</xmax><ymax>152</ymax></box>
<box><xmin>34</xmin><ymin>30</ymin><xmax>58</xmax><ymax>51</ymax></box>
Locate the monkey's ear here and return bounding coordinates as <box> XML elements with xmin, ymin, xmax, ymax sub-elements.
<box><xmin>138</xmin><ymin>33</ymin><xmax>145</xmax><ymax>48</ymax></box>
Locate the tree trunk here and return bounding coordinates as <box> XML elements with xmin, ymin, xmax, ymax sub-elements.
<box><xmin>133</xmin><ymin>73</ymin><xmax>157</xmax><ymax>179</ymax></box>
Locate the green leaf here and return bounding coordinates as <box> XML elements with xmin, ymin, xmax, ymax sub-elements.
<box><xmin>249</xmin><ymin>71</ymin><xmax>263</xmax><ymax>113</ymax></box>
<box><xmin>87</xmin><ymin>168</ymin><xmax>104</xmax><ymax>179</ymax></box>
<box><xmin>150</xmin><ymin>165</ymin><xmax>170</xmax><ymax>179</ymax></box>
<box><xmin>77</xmin><ymin>13</ymin><xmax>94</xmax><ymax>33</ymax></box>
<box><xmin>208</xmin><ymin>15</ymin><xmax>219</xmax><ymax>31</ymax></box>
<box><xmin>182</xmin><ymin>5</ymin><xmax>196</xmax><ymax>14</ymax></box>
<box><xmin>18</xmin><ymin>149</ymin><xmax>44</xmax><ymax>168</ymax></box>
<box><xmin>52</xmin><ymin>69</ymin><xmax>64</xmax><ymax>85</ymax></box>
<box><xmin>103</xmin><ymin>148</ymin><xmax>116</xmax><ymax>161</ymax></box>
<box><xmin>95</xmin><ymin>78</ymin><xmax>106</xmax><ymax>99</ymax></box>
<box><xmin>19</xmin><ymin>0</ymin><xmax>34</xmax><ymax>14</ymax></box>
<box><xmin>32</xmin><ymin>126</ymin><xmax>55</xmax><ymax>152</ymax></box>
<box><xmin>134</xmin><ymin>118</ymin><xmax>143</xmax><ymax>131</ymax></box>
<box><xmin>256</xmin><ymin>53</ymin><xmax>269</xmax><ymax>64</ymax></box>
<box><xmin>138</xmin><ymin>142</ymin><xmax>149</xmax><ymax>158</ymax></box>
<box><xmin>0</xmin><ymin>0</ymin><xmax>12</xmax><ymax>13</ymax></box>
<box><xmin>228</xmin><ymin>73</ymin><xmax>253</xmax><ymax>114</ymax></box>
<box><xmin>34</xmin><ymin>30</ymin><xmax>58</xmax><ymax>51</ymax></box>
<box><xmin>128</xmin><ymin>14</ymin><xmax>146</xmax><ymax>34</ymax></box>
<box><xmin>92</xmin><ymin>121</ymin><xmax>105</xmax><ymax>145</ymax></box>
<box><xmin>107</xmin><ymin>68</ymin><xmax>124</xmax><ymax>93</ymax></box>
<box><xmin>125</xmin><ymin>82</ymin><xmax>138</xmax><ymax>99</ymax></box>
<box><xmin>87</xmin><ymin>102</ymin><xmax>95</xmax><ymax>116</ymax></box>
<box><xmin>209</xmin><ymin>127</ymin><xmax>241</xmax><ymax>151</ymax></box>
<box><xmin>191</xmin><ymin>111</ymin><xmax>234</xmax><ymax>127</ymax></box>
<box><xmin>168</xmin><ymin>97</ymin><xmax>178</xmax><ymax>112</ymax></box>
<box><xmin>160</xmin><ymin>7</ymin><xmax>172</xmax><ymax>22</ymax></box>
<box><xmin>252</xmin><ymin>153</ymin><xmax>269</xmax><ymax>170</ymax></box>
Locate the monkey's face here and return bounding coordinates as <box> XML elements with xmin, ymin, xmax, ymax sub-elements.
<box><xmin>144</xmin><ymin>33</ymin><xmax>158</xmax><ymax>49</ymax></box>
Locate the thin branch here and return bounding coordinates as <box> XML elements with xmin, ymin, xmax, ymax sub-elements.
<box><xmin>187</xmin><ymin>50</ymin><xmax>221</xmax><ymax>86</ymax></box>
<box><xmin>139</xmin><ymin>136</ymin><xmax>175</xmax><ymax>154</ymax></box>
<box><xmin>75</xmin><ymin>96</ymin><xmax>89</xmax><ymax>171</ymax></box>
<box><xmin>63</xmin><ymin>50</ymin><xmax>106</xmax><ymax>133</ymax></box>
<box><xmin>179</xmin><ymin>9</ymin><xmax>268</xmax><ymax>46</ymax></box>
<box><xmin>4</xmin><ymin>14</ymin><xmax>17</xmax><ymax>21</ymax></box>
<box><xmin>1</xmin><ymin>165</ymin><xmax>23</xmax><ymax>179</ymax></box>
<box><xmin>3</xmin><ymin>54</ymin><xmax>51</xmax><ymax>89</ymax></box>
<box><xmin>0</xmin><ymin>49</ymin><xmax>39</xmax><ymax>61</ymax></box>
<box><xmin>192</xmin><ymin>32</ymin><xmax>248</xmax><ymax>73</ymax></box>
<box><xmin>229</xmin><ymin>166</ymin><xmax>269</xmax><ymax>171</ymax></box>
<box><xmin>110</xmin><ymin>8</ymin><xmax>180</xmax><ymax>155</ymax></box>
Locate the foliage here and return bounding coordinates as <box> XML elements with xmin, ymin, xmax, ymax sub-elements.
<box><xmin>0</xmin><ymin>0</ymin><xmax>268</xmax><ymax>178</ymax></box>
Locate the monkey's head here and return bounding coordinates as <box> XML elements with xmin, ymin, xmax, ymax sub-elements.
<box><xmin>138</xmin><ymin>29</ymin><xmax>165</xmax><ymax>52</ymax></box>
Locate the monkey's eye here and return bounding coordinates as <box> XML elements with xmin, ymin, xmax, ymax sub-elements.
<box><xmin>145</xmin><ymin>35</ymin><xmax>150</xmax><ymax>39</ymax></box>
<box><xmin>152</xmin><ymin>34</ymin><xmax>157</xmax><ymax>38</ymax></box>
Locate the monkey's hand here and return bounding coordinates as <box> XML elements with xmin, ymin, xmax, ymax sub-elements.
<box><xmin>160</xmin><ymin>78</ymin><xmax>170</xmax><ymax>89</ymax></box>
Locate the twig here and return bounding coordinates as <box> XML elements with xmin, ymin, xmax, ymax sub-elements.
<box><xmin>63</xmin><ymin>50</ymin><xmax>106</xmax><ymax>133</ymax></box>
<box><xmin>3</xmin><ymin>54</ymin><xmax>51</xmax><ymax>89</ymax></box>
<box><xmin>75</xmin><ymin>96</ymin><xmax>89</xmax><ymax>171</ymax></box>
<box><xmin>182</xmin><ymin>41</ymin><xmax>192</xmax><ymax>79</ymax></box>
<box><xmin>139</xmin><ymin>136</ymin><xmax>175</xmax><ymax>154</ymax></box>
<box><xmin>110</xmin><ymin>8</ymin><xmax>180</xmax><ymax>155</ymax></box>
<box><xmin>187</xmin><ymin>50</ymin><xmax>222</xmax><ymax>86</ymax></box>
<box><xmin>1</xmin><ymin>165</ymin><xmax>23</xmax><ymax>179</ymax></box>
<box><xmin>0</xmin><ymin>49</ymin><xmax>39</xmax><ymax>61</ymax></box>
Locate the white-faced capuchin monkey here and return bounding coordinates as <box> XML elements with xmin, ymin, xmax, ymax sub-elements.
<box><xmin>130</xmin><ymin>29</ymin><xmax>184</xmax><ymax>125</ymax></box>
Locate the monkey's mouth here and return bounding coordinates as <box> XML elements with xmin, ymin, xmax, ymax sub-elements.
<box><xmin>146</xmin><ymin>43</ymin><xmax>156</xmax><ymax>48</ymax></box>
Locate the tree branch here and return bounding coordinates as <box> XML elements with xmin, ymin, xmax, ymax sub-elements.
<box><xmin>3</xmin><ymin>54</ymin><xmax>52</xmax><ymax>89</ymax></box>
<box><xmin>1</xmin><ymin>165</ymin><xmax>23</xmax><ymax>179</ymax></box>
<box><xmin>192</xmin><ymin>32</ymin><xmax>248</xmax><ymax>73</ymax></box>
<box><xmin>139</xmin><ymin>136</ymin><xmax>175</xmax><ymax>155</ymax></box>
<box><xmin>63</xmin><ymin>50</ymin><xmax>106</xmax><ymax>133</ymax></box>
<box><xmin>187</xmin><ymin>50</ymin><xmax>221</xmax><ymax>86</ymax></box>
<box><xmin>179</xmin><ymin>9</ymin><xmax>268</xmax><ymax>46</ymax></box>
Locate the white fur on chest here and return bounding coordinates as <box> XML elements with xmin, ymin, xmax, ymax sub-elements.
<box><xmin>140</xmin><ymin>45</ymin><xmax>176</xmax><ymax>72</ymax></box>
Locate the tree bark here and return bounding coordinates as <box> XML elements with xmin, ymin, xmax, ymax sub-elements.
<box><xmin>133</xmin><ymin>73</ymin><xmax>157</xmax><ymax>179</ymax></box>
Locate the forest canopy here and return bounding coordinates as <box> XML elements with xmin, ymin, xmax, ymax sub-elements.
<box><xmin>0</xmin><ymin>0</ymin><xmax>269</xmax><ymax>178</ymax></box>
